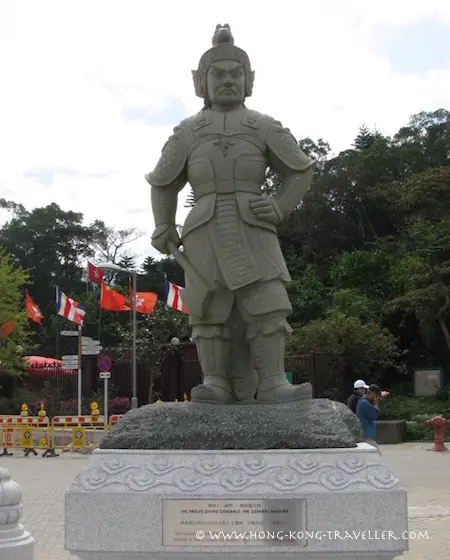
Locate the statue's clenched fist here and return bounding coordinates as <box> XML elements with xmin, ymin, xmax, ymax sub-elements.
<box><xmin>249</xmin><ymin>196</ymin><xmax>283</xmax><ymax>226</ymax></box>
<box><xmin>151</xmin><ymin>225</ymin><xmax>181</xmax><ymax>255</ymax></box>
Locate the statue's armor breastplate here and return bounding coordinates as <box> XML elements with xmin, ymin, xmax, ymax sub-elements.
<box><xmin>182</xmin><ymin>109</ymin><xmax>270</xmax><ymax>290</ymax></box>
<box><xmin>185</xmin><ymin>109</ymin><xmax>267</xmax><ymax>201</ymax></box>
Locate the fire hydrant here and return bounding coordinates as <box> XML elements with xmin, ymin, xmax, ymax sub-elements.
<box><xmin>426</xmin><ymin>415</ymin><xmax>450</xmax><ymax>451</ymax></box>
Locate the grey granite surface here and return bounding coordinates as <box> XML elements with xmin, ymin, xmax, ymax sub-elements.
<box><xmin>99</xmin><ymin>398</ymin><xmax>362</xmax><ymax>450</ymax></box>
<box><xmin>65</xmin><ymin>445</ymin><xmax>407</xmax><ymax>560</ymax></box>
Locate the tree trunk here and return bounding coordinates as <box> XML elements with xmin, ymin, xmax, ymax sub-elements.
<box><xmin>147</xmin><ymin>368</ymin><xmax>154</xmax><ymax>404</ymax></box>
<box><xmin>438</xmin><ymin>317</ymin><xmax>450</xmax><ymax>354</ymax></box>
<box><xmin>435</xmin><ymin>278</ymin><xmax>450</xmax><ymax>353</ymax></box>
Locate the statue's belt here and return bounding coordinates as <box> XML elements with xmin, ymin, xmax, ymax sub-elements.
<box><xmin>192</xmin><ymin>180</ymin><xmax>262</xmax><ymax>200</ymax></box>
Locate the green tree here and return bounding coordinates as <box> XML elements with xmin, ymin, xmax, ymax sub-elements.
<box><xmin>352</xmin><ymin>125</ymin><xmax>382</xmax><ymax>151</ymax></box>
<box><xmin>140</xmin><ymin>256</ymin><xmax>184</xmax><ymax>300</ymax></box>
<box><xmin>394</xmin><ymin>109</ymin><xmax>450</xmax><ymax>176</ymax></box>
<box><xmin>328</xmin><ymin>289</ymin><xmax>375</xmax><ymax>321</ymax></box>
<box><xmin>114</xmin><ymin>301</ymin><xmax>190</xmax><ymax>401</ymax></box>
<box><xmin>0</xmin><ymin>250</ymin><xmax>31</xmax><ymax>374</ymax></box>
<box><xmin>115</xmin><ymin>301</ymin><xmax>189</xmax><ymax>360</ymax></box>
<box><xmin>288</xmin><ymin>311</ymin><xmax>402</xmax><ymax>380</ymax></box>
<box><xmin>330</xmin><ymin>250</ymin><xmax>392</xmax><ymax>304</ymax></box>
<box><xmin>385</xmin><ymin>217</ymin><xmax>450</xmax><ymax>355</ymax></box>
<box><xmin>396</xmin><ymin>166</ymin><xmax>450</xmax><ymax>222</ymax></box>
<box><xmin>287</xmin><ymin>266</ymin><xmax>329</xmax><ymax>325</ymax></box>
<box><xmin>0</xmin><ymin>202</ymin><xmax>97</xmax><ymax>305</ymax></box>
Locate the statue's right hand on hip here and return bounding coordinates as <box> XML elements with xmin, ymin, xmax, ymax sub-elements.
<box><xmin>151</xmin><ymin>224</ymin><xmax>181</xmax><ymax>255</ymax></box>
<box><xmin>249</xmin><ymin>196</ymin><xmax>283</xmax><ymax>225</ymax></box>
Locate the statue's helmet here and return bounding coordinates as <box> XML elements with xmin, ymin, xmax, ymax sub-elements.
<box><xmin>192</xmin><ymin>24</ymin><xmax>255</xmax><ymax>100</ymax></box>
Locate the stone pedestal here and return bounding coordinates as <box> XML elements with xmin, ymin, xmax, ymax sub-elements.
<box><xmin>0</xmin><ymin>468</ymin><xmax>34</xmax><ymax>560</ymax></box>
<box><xmin>65</xmin><ymin>444</ymin><xmax>408</xmax><ymax>559</ymax></box>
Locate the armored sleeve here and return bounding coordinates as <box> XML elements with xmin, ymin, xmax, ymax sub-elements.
<box><xmin>145</xmin><ymin>123</ymin><xmax>188</xmax><ymax>187</ymax></box>
<box><xmin>264</xmin><ymin>118</ymin><xmax>316</xmax><ymax>218</ymax></box>
<box><xmin>145</xmin><ymin>124</ymin><xmax>188</xmax><ymax>227</ymax></box>
<box><xmin>265</xmin><ymin>119</ymin><xmax>315</xmax><ymax>176</ymax></box>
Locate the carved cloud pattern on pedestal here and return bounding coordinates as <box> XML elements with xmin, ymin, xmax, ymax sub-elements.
<box><xmin>72</xmin><ymin>454</ymin><xmax>399</xmax><ymax>493</ymax></box>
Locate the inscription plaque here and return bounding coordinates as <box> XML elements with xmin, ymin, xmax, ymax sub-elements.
<box><xmin>162</xmin><ymin>498</ymin><xmax>306</xmax><ymax>546</ymax></box>
<box><xmin>414</xmin><ymin>368</ymin><xmax>442</xmax><ymax>396</ymax></box>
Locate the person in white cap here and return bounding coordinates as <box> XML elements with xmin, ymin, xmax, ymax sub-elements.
<box><xmin>347</xmin><ymin>379</ymin><xmax>389</xmax><ymax>414</ymax></box>
<box><xmin>346</xmin><ymin>380</ymin><xmax>369</xmax><ymax>413</ymax></box>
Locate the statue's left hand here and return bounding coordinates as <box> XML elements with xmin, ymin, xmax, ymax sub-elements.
<box><xmin>249</xmin><ymin>196</ymin><xmax>283</xmax><ymax>225</ymax></box>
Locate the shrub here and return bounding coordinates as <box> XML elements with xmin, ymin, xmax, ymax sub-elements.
<box><xmin>0</xmin><ymin>396</ymin><xmax>20</xmax><ymax>415</ymax></box>
<box><xmin>0</xmin><ymin>387</ymin><xmax>38</xmax><ymax>415</ymax></box>
<box><xmin>0</xmin><ymin>384</ymin><xmax>114</xmax><ymax>418</ymax></box>
<box><xmin>59</xmin><ymin>399</ymin><xmax>78</xmax><ymax>416</ymax></box>
<box><xmin>378</xmin><ymin>392</ymin><xmax>450</xmax><ymax>441</ymax></box>
<box><xmin>288</xmin><ymin>311</ymin><xmax>404</xmax><ymax>380</ymax></box>
<box><xmin>435</xmin><ymin>387</ymin><xmax>450</xmax><ymax>401</ymax></box>
<box><xmin>379</xmin><ymin>394</ymin><xmax>450</xmax><ymax>421</ymax></box>
<box><xmin>108</xmin><ymin>396</ymin><xmax>131</xmax><ymax>415</ymax></box>
<box><xmin>404</xmin><ymin>422</ymin><xmax>434</xmax><ymax>442</ymax></box>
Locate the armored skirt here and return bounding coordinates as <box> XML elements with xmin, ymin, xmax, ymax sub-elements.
<box><xmin>182</xmin><ymin>190</ymin><xmax>292</xmax><ymax>329</ymax></box>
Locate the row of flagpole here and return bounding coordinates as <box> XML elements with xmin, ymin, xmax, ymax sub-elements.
<box><xmin>2</xmin><ymin>261</ymin><xmax>189</xmax><ymax>413</ymax></box>
<box><xmin>23</xmin><ymin>262</ymin><xmax>188</xmax><ymax>329</ymax></box>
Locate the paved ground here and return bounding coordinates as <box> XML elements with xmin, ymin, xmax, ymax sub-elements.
<box><xmin>1</xmin><ymin>442</ymin><xmax>449</xmax><ymax>559</ymax></box>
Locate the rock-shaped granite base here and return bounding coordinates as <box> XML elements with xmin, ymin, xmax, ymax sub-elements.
<box><xmin>100</xmin><ymin>398</ymin><xmax>362</xmax><ymax>450</ymax></box>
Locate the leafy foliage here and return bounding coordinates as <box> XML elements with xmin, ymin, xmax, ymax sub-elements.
<box><xmin>287</xmin><ymin>310</ymin><xmax>401</xmax><ymax>380</ymax></box>
<box><xmin>115</xmin><ymin>301</ymin><xmax>189</xmax><ymax>361</ymax></box>
<box><xmin>379</xmin><ymin>393</ymin><xmax>450</xmax><ymax>421</ymax></box>
<box><xmin>0</xmin><ymin>250</ymin><xmax>31</xmax><ymax>374</ymax></box>
<box><xmin>286</xmin><ymin>266</ymin><xmax>329</xmax><ymax>325</ymax></box>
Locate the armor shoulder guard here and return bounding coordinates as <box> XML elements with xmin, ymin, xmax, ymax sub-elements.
<box><xmin>145</xmin><ymin>119</ymin><xmax>191</xmax><ymax>187</ymax></box>
<box><xmin>265</xmin><ymin>116</ymin><xmax>315</xmax><ymax>172</ymax></box>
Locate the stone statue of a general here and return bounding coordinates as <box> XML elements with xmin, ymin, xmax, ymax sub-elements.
<box><xmin>146</xmin><ymin>24</ymin><xmax>315</xmax><ymax>405</ymax></box>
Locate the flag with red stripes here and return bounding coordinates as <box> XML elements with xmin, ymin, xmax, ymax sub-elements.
<box><xmin>56</xmin><ymin>287</ymin><xmax>85</xmax><ymax>326</ymax></box>
<box><xmin>164</xmin><ymin>278</ymin><xmax>188</xmax><ymax>314</ymax></box>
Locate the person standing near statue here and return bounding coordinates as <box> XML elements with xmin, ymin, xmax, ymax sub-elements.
<box><xmin>146</xmin><ymin>24</ymin><xmax>315</xmax><ymax>405</ymax></box>
<box><xmin>346</xmin><ymin>379</ymin><xmax>370</xmax><ymax>413</ymax></box>
<box><xmin>347</xmin><ymin>379</ymin><xmax>390</xmax><ymax>414</ymax></box>
<box><xmin>356</xmin><ymin>384</ymin><xmax>387</xmax><ymax>453</ymax></box>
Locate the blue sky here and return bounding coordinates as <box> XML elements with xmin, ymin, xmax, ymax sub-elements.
<box><xmin>377</xmin><ymin>18</ymin><xmax>450</xmax><ymax>74</ymax></box>
<box><xmin>123</xmin><ymin>17</ymin><xmax>450</xmax><ymax>131</ymax></box>
<box><xmin>124</xmin><ymin>97</ymin><xmax>188</xmax><ymax>127</ymax></box>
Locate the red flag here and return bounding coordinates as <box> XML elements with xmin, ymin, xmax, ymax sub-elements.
<box><xmin>0</xmin><ymin>320</ymin><xmax>16</xmax><ymax>336</ymax></box>
<box><xmin>88</xmin><ymin>262</ymin><xmax>104</xmax><ymax>285</ymax></box>
<box><xmin>128</xmin><ymin>279</ymin><xmax>157</xmax><ymax>314</ymax></box>
<box><xmin>25</xmin><ymin>291</ymin><xmax>44</xmax><ymax>324</ymax></box>
<box><xmin>100</xmin><ymin>283</ymin><xmax>130</xmax><ymax>311</ymax></box>
<box><xmin>130</xmin><ymin>288</ymin><xmax>158</xmax><ymax>314</ymax></box>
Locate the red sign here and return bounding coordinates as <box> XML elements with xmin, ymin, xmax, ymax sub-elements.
<box><xmin>98</xmin><ymin>355</ymin><xmax>112</xmax><ymax>372</ymax></box>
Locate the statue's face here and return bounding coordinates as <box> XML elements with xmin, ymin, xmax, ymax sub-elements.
<box><xmin>206</xmin><ymin>60</ymin><xmax>245</xmax><ymax>107</ymax></box>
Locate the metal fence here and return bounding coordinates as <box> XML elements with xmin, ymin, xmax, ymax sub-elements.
<box><xmin>160</xmin><ymin>343</ymin><xmax>341</xmax><ymax>402</ymax></box>
<box><xmin>21</xmin><ymin>359</ymin><xmax>156</xmax><ymax>405</ymax></box>
<box><xmin>22</xmin><ymin>366</ymin><xmax>78</xmax><ymax>400</ymax></box>
<box><xmin>16</xmin><ymin>345</ymin><xmax>343</xmax><ymax>405</ymax></box>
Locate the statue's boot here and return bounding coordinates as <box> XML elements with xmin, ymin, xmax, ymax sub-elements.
<box><xmin>250</xmin><ymin>331</ymin><xmax>312</xmax><ymax>403</ymax></box>
<box><xmin>190</xmin><ymin>337</ymin><xmax>235</xmax><ymax>404</ymax></box>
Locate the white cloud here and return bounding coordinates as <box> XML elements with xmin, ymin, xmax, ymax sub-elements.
<box><xmin>1</xmin><ymin>0</ymin><xmax>450</xmax><ymax>264</ymax></box>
